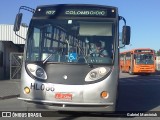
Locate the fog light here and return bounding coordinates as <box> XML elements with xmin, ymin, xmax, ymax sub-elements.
<box><xmin>101</xmin><ymin>91</ymin><xmax>108</xmax><ymax>99</ymax></box>
<box><xmin>24</xmin><ymin>87</ymin><xmax>30</xmax><ymax>94</ymax></box>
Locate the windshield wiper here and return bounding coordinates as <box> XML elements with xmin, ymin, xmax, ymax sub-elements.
<box><xmin>43</xmin><ymin>54</ymin><xmax>53</xmax><ymax>64</ymax></box>
<box><xmin>87</xmin><ymin>63</ymin><xmax>93</xmax><ymax>68</ymax></box>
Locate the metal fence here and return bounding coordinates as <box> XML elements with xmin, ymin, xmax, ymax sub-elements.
<box><xmin>10</xmin><ymin>52</ymin><xmax>23</xmax><ymax>79</ymax></box>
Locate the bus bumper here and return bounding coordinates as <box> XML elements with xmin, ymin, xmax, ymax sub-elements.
<box><xmin>18</xmin><ymin>97</ymin><xmax>115</xmax><ymax>112</ymax></box>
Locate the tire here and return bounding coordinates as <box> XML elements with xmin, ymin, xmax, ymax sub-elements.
<box><xmin>120</xmin><ymin>66</ymin><xmax>124</xmax><ymax>73</ymax></box>
<box><xmin>129</xmin><ymin>67</ymin><xmax>134</xmax><ymax>75</ymax></box>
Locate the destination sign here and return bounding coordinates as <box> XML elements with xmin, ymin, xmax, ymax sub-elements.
<box><xmin>34</xmin><ymin>6</ymin><xmax>116</xmax><ymax>18</ymax></box>
<box><xmin>65</xmin><ymin>10</ymin><xmax>107</xmax><ymax>16</ymax></box>
<box><xmin>136</xmin><ymin>50</ymin><xmax>153</xmax><ymax>53</ymax></box>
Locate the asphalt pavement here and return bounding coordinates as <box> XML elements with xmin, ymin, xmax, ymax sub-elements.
<box><xmin>0</xmin><ymin>79</ymin><xmax>20</xmax><ymax>100</ymax></box>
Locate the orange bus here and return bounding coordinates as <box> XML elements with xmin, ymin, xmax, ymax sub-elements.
<box><xmin>120</xmin><ymin>48</ymin><xmax>156</xmax><ymax>74</ymax></box>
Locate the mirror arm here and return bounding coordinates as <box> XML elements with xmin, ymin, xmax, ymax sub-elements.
<box><xmin>118</xmin><ymin>16</ymin><xmax>127</xmax><ymax>48</ymax></box>
<box><xmin>18</xmin><ymin>6</ymin><xmax>35</xmax><ymax>13</ymax></box>
<box><xmin>15</xmin><ymin>31</ymin><xmax>26</xmax><ymax>40</ymax></box>
<box><xmin>119</xmin><ymin>16</ymin><xmax>126</xmax><ymax>26</ymax></box>
<box><xmin>118</xmin><ymin>44</ymin><xmax>125</xmax><ymax>49</ymax></box>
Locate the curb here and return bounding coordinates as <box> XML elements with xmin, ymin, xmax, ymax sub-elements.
<box><xmin>0</xmin><ymin>94</ymin><xmax>20</xmax><ymax>100</ymax></box>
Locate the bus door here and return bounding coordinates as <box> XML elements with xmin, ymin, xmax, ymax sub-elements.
<box><xmin>130</xmin><ymin>53</ymin><xmax>134</xmax><ymax>73</ymax></box>
<box><xmin>123</xmin><ymin>54</ymin><xmax>127</xmax><ymax>72</ymax></box>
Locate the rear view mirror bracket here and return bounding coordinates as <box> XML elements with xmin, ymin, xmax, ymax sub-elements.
<box><xmin>119</xmin><ymin>16</ymin><xmax>131</xmax><ymax>46</ymax></box>
<box><xmin>13</xmin><ymin>6</ymin><xmax>35</xmax><ymax>40</ymax></box>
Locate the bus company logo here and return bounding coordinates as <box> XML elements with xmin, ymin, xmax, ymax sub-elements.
<box><xmin>63</xmin><ymin>75</ymin><xmax>68</xmax><ymax>80</ymax></box>
<box><xmin>1</xmin><ymin>112</ymin><xmax>42</xmax><ymax>118</ymax></box>
<box><xmin>30</xmin><ymin>83</ymin><xmax>55</xmax><ymax>92</ymax></box>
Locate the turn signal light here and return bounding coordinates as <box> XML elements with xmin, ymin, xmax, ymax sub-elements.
<box><xmin>101</xmin><ymin>91</ymin><xmax>109</xmax><ymax>99</ymax></box>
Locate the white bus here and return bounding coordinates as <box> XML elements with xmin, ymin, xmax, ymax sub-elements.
<box><xmin>14</xmin><ymin>4</ymin><xmax>130</xmax><ymax>112</ymax></box>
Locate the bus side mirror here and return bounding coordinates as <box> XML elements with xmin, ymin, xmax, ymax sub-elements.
<box><xmin>13</xmin><ymin>13</ymin><xmax>23</xmax><ymax>31</ymax></box>
<box><xmin>122</xmin><ymin>26</ymin><xmax>131</xmax><ymax>45</ymax></box>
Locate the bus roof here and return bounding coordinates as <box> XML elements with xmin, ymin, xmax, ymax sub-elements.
<box><xmin>36</xmin><ymin>4</ymin><xmax>117</xmax><ymax>9</ymax></box>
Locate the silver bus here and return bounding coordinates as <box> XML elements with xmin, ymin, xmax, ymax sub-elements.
<box><xmin>14</xmin><ymin>4</ymin><xmax>130</xmax><ymax>112</ymax></box>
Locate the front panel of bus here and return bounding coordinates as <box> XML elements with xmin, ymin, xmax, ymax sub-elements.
<box><xmin>133</xmin><ymin>49</ymin><xmax>155</xmax><ymax>73</ymax></box>
<box><xmin>19</xmin><ymin>4</ymin><xmax>119</xmax><ymax>112</ymax></box>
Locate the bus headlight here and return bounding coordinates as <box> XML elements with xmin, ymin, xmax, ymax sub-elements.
<box><xmin>36</xmin><ymin>68</ymin><xmax>44</xmax><ymax>77</ymax></box>
<box><xmin>90</xmin><ymin>71</ymin><xmax>98</xmax><ymax>78</ymax></box>
<box><xmin>27</xmin><ymin>64</ymin><xmax>47</xmax><ymax>80</ymax></box>
<box><xmin>85</xmin><ymin>67</ymin><xmax>110</xmax><ymax>81</ymax></box>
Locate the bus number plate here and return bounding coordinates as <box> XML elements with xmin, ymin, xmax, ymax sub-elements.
<box><xmin>55</xmin><ymin>93</ymin><xmax>72</xmax><ymax>100</ymax></box>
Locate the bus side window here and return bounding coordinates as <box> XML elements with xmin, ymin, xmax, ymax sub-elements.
<box><xmin>0</xmin><ymin>51</ymin><xmax>3</xmax><ymax>67</ymax></box>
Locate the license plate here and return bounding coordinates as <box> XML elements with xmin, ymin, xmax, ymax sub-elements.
<box><xmin>55</xmin><ymin>93</ymin><xmax>72</xmax><ymax>100</ymax></box>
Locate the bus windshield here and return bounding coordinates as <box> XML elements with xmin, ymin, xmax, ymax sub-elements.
<box><xmin>26</xmin><ymin>19</ymin><xmax>114</xmax><ymax>64</ymax></box>
<box><xmin>135</xmin><ymin>53</ymin><xmax>154</xmax><ymax>64</ymax></box>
